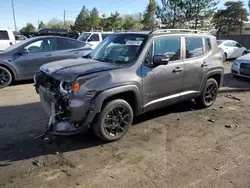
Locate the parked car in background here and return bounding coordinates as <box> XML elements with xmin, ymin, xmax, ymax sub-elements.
<box><xmin>77</xmin><ymin>31</ymin><xmax>114</xmax><ymax>49</ymax></box>
<box><xmin>34</xmin><ymin>29</ymin><xmax>223</xmax><ymax>141</ymax></box>
<box><xmin>0</xmin><ymin>36</ymin><xmax>92</xmax><ymax>88</ymax></box>
<box><xmin>217</xmin><ymin>40</ymin><xmax>247</xmax><ymax>61</ymax></box>
<box><xmin>0</xmin><ymin>29</ymin><xmax>26</xmax><ymax>51</ymax></box>
<box><xmin>232</xmin><ymin>53</ymin><xmax>250</xmax><ymax>78</ymax></box>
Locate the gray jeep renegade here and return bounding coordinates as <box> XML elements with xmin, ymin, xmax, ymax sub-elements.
<box><xmin>34</xmin><ymin>29</ymin><xmax>224</xmax><ymax>141</ymax></box>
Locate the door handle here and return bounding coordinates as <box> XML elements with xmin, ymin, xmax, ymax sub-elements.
<box><xmin>201</xmin><ymin>62</ymin><xmax>209</xmax><ymax>67</ymax></box>
<box><xmin>45</xmin><ymin>54</ymin><xmax>52</xmax><ymax>56</ymax></box>
<box><xmin>73</xmin><ymin>52</ymin><xmax>80</xmax><ymax>54</ymax></box>
<box><xmin>173</xmin><ymin>67</ymin><xmax>184</xmax><ymax>73</ymax></box>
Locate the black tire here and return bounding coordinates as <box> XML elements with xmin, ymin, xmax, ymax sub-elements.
<box><xmin>242</xmin><ymin>51</ymin><xmax>247</xmax><ymax>56</ymax></box>
<box><xmin>93</xmin><ymin>99</ymin><xmax>133</xmax><ymax>142</ymax></box>
<box><xmin>0</xmin><ymin>66</ymin><xmax>12</xmax><ymax>89</ymax></box>
<box><xmin>222</xmin><ymin>53</ymin><xmax>227</xmax><ymax>62</ymax></box>
<box><xmin>195</xmin><ymin>78</ymin><xmax>218</xmax><ymax>108</ymax></box>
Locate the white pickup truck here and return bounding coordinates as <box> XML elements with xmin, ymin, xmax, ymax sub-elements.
<box><xmin>0</xmin><ymin>29</ymin><xmax>26</xmax><ymax>51</ymax></box>
<box><xmin>77</xmin><ymin>32</ymin><xmax>114</xmax><ymax>49</ymax></box>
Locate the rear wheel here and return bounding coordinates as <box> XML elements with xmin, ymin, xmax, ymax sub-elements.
<box><xmin>93</xmin><ymin>99</ymin><xmax>133</xmax><ymax>142</ymax></box>
<box><xmin>195</xmin><ymin>78</ymin><xmax>218</xmax><ymax>108</ymax></box>
<box><xmin>223</xmin><ymin>53</ymin><xmax>227</xmax><ymax>62</ymax></box>
<box><xmin>0</xmin><ymin>66</ymin><xmax>12</xmax><ymax>88</ymax></box>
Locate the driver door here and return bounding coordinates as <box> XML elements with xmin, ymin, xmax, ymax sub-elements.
<box><xmin>12</xmin><ymin>38</ymin><xmax>56</xmax><ymax>79</ymax></box>
<box><xmin>141</xmin><ymin>37</ymin><xmax>184</xmax><ymax>112</ymax></box>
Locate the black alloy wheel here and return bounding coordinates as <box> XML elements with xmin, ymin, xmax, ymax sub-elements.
<box><xmin>0</xmin><ymin>66</ymin><xmax>12</xmax><ymax>88</ymax></box>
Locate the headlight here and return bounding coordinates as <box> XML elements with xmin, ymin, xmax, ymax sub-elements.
<box><xmin>233</xmin><ymin>60</ymin><xmax>240</xmax><ymax>66</ymax></box>
<box><xmin>60</xmin><ymin>81</ymin><xmax>73</xmax><ymax>94</ymax></box>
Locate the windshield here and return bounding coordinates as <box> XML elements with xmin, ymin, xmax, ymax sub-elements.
<box><xmin>216</xmin><ymin>40</ymin><xmax>224</xmax><ymax>45</ymax></box>
<box><xmin>89</xmin><ymin>34</ymin><xmax>148</xmax><ymax>64</ymax></box>
<box><xmin>78</xmin><ymin>33</ymin><xmax>91</xmax><ymax>42</ymax></box>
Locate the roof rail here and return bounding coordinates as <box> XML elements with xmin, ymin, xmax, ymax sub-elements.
<box><xmin>150</xmin><ymin>29</ymin><xmax>210</xmax><ymax>34</ymax></box>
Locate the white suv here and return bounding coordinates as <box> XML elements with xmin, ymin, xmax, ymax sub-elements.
<box><xmin>77</xmin><ymin>32</ymin><xmax>113</xmax><ymax>49</ymax></box>
<box><xmin>0</xmin><ymin>29</ymin><xmax>26</xmax><ymax>51</ymax></box>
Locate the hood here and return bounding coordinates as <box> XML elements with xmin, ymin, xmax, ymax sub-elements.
<box><xmin>236</xmin><ymin>53</ymin><xmax>250</xmax><ymax>62</ymax></box>
<box><xmin>40</xmin><ymin>58</ymin><xmax>124</xmax><ymax>82</ymax></box>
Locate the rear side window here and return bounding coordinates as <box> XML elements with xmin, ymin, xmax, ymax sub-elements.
<box><xmin>91</xmin><ymin>34</ymin><xmax>100</xmax><ymax>41</ymax></box>
<box><xmin>185</xmin><ymin>37</ymin><xmax>204</xmax><ymax>58</ymax></box>
<box><xmin>102</xmin><ymin>34</ymin><xmax>112</xmax><ymax>40</ymax></box>
<box><xmin>57</xmin><ymin>38</ymin><xmax>85</xmax><ymax>50</ymax></box>
<box><xmin>0</xmin><ymin>31</ymin><xmax>10</xmax><ymax>40</ymax></box>
<box><xmin>154</xmin><ymin>37</ymin><xmax>181</xmax><ymax>61</ymax></box>
<box><xmin>205</xmin><ymin>38</ymin><xmax>211</xmax><ymax>53</ymax></box>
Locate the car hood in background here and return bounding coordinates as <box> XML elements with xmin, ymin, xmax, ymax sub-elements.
<box><xmin>40</xmin><ymin>58</ymin><xmax>124</xmax><ymax>82</ymax></box>
<box><xmin>236</xmin><ymin>53</ymin><xmax>250</xmax><ymax>62</ymax></box>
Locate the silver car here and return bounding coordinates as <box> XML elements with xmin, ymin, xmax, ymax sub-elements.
<box><xmin>0</xmin><ymin>36</ymin><xmax>93</xmax><ymax>88</ymax></box>
<box><xmin>232</xmin><ymin>53</ymin><xmax>250</xmax><ymax>78</ymax></box>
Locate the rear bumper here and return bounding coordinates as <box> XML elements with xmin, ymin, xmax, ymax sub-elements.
<box><xmin>37</xmin><ymin>85</ymin><xmax>95</xmax><ymax>135</ymax></box>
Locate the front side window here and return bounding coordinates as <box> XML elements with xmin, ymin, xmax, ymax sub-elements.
<box><xmin>144</xmin><ymin>45</ymin><xmax>153</xmax><ymax>65</ymax></box>
<box><xmin>0</xmin><ymin>31</ymin><xmax>9</xmax><ymax>40</ymax></box>
<box><xmin>90</xmin><ymin>34</ymin><xmax>148</xmax><ymax>64</ymax></box>
<box><xmin>185</xmin><ymin>37</ymin><xmax>204</xmax><ymax>58</ymax></box>
<box><xmin>24</xmin><ymin>39</ymin><xmax>56</xmax><ymax>53</ymax></box>
<box><xmin>205</xmin><ymin>38</ymin><xmax>212</xmax><ymax>53</ymax></box>
<box><xmin>154</xmin><ymin>37</ymin><xmax>181</xmax><ymax>61</ymax></box>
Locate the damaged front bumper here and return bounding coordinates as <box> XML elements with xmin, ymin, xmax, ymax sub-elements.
<box><xmin>35</xmin><ymin>78</ymin><xmax>96</xmax><ymax>136</ymax></box>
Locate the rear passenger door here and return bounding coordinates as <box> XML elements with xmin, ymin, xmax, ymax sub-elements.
<box><xmin>181</xmin><ymin>37</ymin><xmax>211</xmax><ymax>101</ymax></box>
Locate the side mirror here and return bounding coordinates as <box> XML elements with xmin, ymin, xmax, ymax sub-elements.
<box><xmin>153</xmin><ymin>55</ymin><xmax>169</xmax><ymax>66</ymax></box>
<box><xmin>17</xmin><ymin>48</ymin><xmax>29</xmax><ymax>55</ymax></box>
<box><xmin>87</xmin><ymin>38</ymin><xmax>92</xmax><ymax>42</ymax></box>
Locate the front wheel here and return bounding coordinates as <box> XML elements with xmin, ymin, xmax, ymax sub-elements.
<box><xmin>222</xmin><ymin>53</ymin><xmax>227</xmax><ymax>62</ymax></box>
<box><xmin>0</xmin><ymin>66</ymin><xmax>12</xmax><ymax>89</ymax></box>
<box><xmin>93</xmin><ymin>99</ymin><xmax>133</xmax><ymax>142</ymax></box>
<box><xmin>242</xmin><ymin>51</ymin><xmax>247</xmax><ymax>56</ymax></box>
<box><xmin>195</xmin><ymin>78</ymin><xmax>218</xmax><ymax>108</ymax></box>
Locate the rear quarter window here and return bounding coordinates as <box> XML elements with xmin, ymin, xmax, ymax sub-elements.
<box><xmin>205</xmin><ymin>38</ymin><xmax>212</xmax><ymax>53</ymax></box>
<box><xmin>0</xmin><ymin>31</ymin><xmax>10</xmax><ymax>40</ymax></box>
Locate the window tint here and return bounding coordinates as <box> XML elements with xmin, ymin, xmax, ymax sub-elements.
<box><xmin>154</xmin><ymin>37</ymin><xmax>181</xmax><ymax>61</ymax></box>
<box><xmin>205</xmin><ymin>38</ymin><xmax>211</xmax><ymax>53</ymax></box>
<box><xmin>0</xmin><ymin>31</ymin><xmax>10</xmax><ymax>40</ymax></box>
<box><xmin>102</xmin><ymin>34</ymin><xmax>112</xmax><ymax>40</ymax></box>
<box><xmin>90</xmin><ymin>34</ymin><xmax>100</xmax><ymax>41</ymax></box>
<box><xmin>57</xmin><ymin>39</ymin><xmax>85</xmax><ymax>50</ymax></box>
<box><xmin>24</xmin><ymin>39</ymin><xmax>56</xmax><ymax>53</ymax></box>
<box><xmin>185</xmin><ymin>37</ymin><xmax>203</xmax><ymax>58</ymax></box>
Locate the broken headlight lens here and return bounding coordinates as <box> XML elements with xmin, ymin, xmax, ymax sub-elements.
<box><xmin>60</xmin><ymin>81</ymin><xmax>73</xmax><ymax>94</ymax></box>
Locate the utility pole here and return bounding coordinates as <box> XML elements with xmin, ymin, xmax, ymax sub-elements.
<box><xmin>38</xmin><ymin>20</ymin><xmax>39</xmax><ymax>30</ymax></box>
<box><xmin>64</xmin><ymin>9</ymin><xmax>66</xmax><ymax>25</ymax></box>
<box><xmin>11</xmin><ymin>0</ymin><xmax>17</xmax><ymax>31</ymax></box>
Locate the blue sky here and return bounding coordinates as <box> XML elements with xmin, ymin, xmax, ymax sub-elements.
<box><xmin>0</xmin><ymin>0</ymin><xmax>249</xmax><ymax>30</ymax></box>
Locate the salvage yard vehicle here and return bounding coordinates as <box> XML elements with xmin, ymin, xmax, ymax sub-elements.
<box><xmin>0</xmin><ymin>29</ymin><xmax>25</xmax><ymax>51</ymax></box>
<box><xmin>217</xmin><ymin>40</ymin><xmax>247</xmax><ymax>62</ymax></box>
<box><xmin>231</xmin><ymin>53</ymin><xmax>250</xmax><ymax>78</ymax></box>
<box><xmin>34</xmin><ymin>29</ymin><xmax>224</xmax><ymax>141</ymax></box>
<box><xmin>0</xmin><ymin>36</ymin><xmax>93</xmax><ymax>88</ymax></box>
<box><xmin>77</xmin><ymin>31</ymin><xmax>114</xmax><ymax>49</ymax></box>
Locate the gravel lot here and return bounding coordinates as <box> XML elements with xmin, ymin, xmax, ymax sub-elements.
<box><xmin>0</xmin><ymin>61</ymin><xmax>250</xmax><ymax>188</ymax></box>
